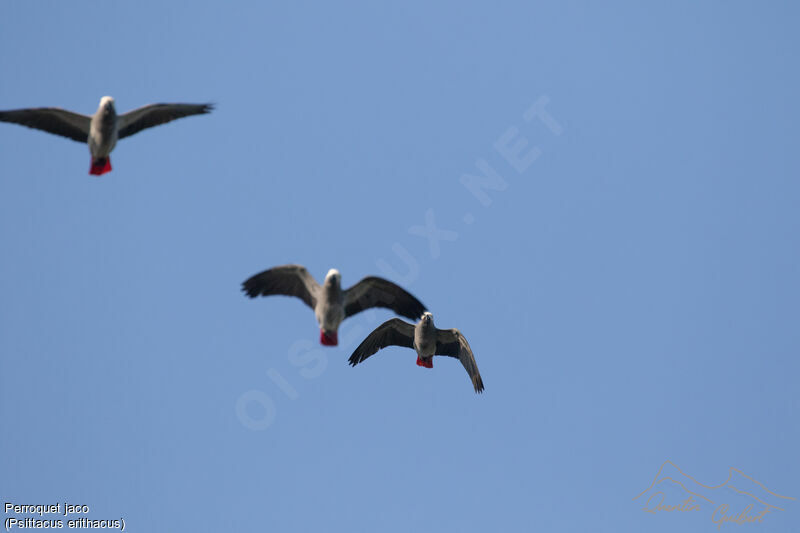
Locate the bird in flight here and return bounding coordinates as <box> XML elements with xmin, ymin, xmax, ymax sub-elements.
<box><xmin>0</xmin><ymin>96</ymin><xmax>213</xmax><ymax>176</ymax></box>
<box><xmin>349</xmin><ymin>312</ymin><xmax>484</xmax><ymax>393</ymax></box>
<box><xmin>242</xmin><ymin>264</ymin><xmax>427</xmax><ymax>346</ymax></box>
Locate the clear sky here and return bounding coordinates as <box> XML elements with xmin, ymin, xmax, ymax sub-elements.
<box><xmin>1</xmin><ymin>2</ymin><xmax>798</xmax><ymax>532</ymax></box>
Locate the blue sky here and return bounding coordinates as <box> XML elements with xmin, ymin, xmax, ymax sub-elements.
<box><xmin>1</xmin><ymin>2</ymin><xmax>798</xmax><ymax>532</ymax></box>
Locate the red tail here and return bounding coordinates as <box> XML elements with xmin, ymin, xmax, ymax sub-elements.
<box><xmin>416</xmin><ymin>356</ymin><xmax>433</xmax><ymax>368</ymax></box>
<box><xmin>89</xmin><ymin>157</ymin><xmax>112</xmax><ymax>176</ymax></box>
<box><xmin>320</xmin><ymin>330</ymin><xmax>338</xmax><ymax>346</ymax></box>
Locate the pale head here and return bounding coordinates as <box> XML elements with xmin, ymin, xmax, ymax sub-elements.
<box><xmin>324</xmin><ymin>268</ymin><xmax>341</xmax><ymax>286</ymax></box>
<box><xmin>99</xmin><ymin>96</ymin><xmax>116</xmax><ymax>113</ymax></box>
<box><xmin>421</xmin><ymin>311</ymin><xmax>434</xmax><ymax>324</ymax></box>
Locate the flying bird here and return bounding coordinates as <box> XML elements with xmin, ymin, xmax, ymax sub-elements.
<box><xmin>348</xmin><ymin>312</ymin><xmax>484</xmax><ymax>393</ymax></box>
<box><xmin>242</xmin><ymin>264</ymin><xmax>427</xmax><ymax>346</ymax></box>
<box><xmin>0</xmin><ymin>96</ymin><xmax>213</xmax><ymax>176</ymax></box>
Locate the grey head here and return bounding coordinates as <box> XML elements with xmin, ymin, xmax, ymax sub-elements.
<box><xmin>98</xmin><ymin>96</ymin><xmax>117</xmax><ymax>119</ymax></box>
<box><xmin>418</xmin><ymin>311</ymin><xmax>436</xmax><ymax>334</ymax></box>
<box><xmin>323</xmin><ymin>268</ymin><xmax>342</xmax><ymax>290</ymax></box>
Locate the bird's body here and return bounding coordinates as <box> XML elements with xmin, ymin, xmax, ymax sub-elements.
<box><xmin>349</xmin><ymin>312</ymin><xmax>485</xmax><ymax>393</ymax></box>
<box><xmin>315</xmin><ymin>277</ymin><xmax>346</xmax><ymax>345</ymax></box>
<box><xmin>242</xmin><ymin>265</ymin><xmax>427</xmax><ymax>346</ymax></box>
<box><xmin>88</xmin><ymin>97</ymin><xmax>119</xmax><ymax>174</ymax></box>
<box><xmin>0</xmin><ymin>96</ymin><xmax>213</xmax><ymax>176</ymax></box>
<box><xmin>413</xmin><ymin>316</ymin><xmax>438</xmax><ymax>367</ymax></box>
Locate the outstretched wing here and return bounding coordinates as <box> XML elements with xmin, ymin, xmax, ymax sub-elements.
<box><xmin>436</xmin><ymin>328</ymin><xmax>484</xmax><ymax>393</ymax></box>
<box><xmin>0</xmin><ymin>107</ymin><xmax>90</xmax><ymax>143</ymax></box>
<box><xmin>344</xmin><ymin>277</ymin><xmax>426</xmax><ymax>320</ymax></box>
<box><xmin>348</xmin><ymin>318</ymin><xmax>415</xmax><ymax>366</ymax></box>
<box><xmin>241</xmin><ymin>264</ymin><xmax>320</xmax><ymax>309</ymax></box>
<box><xmin>118</xmin><ymin>103</ymin><xmax>213</xmax><ymax>139</ymax></box>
